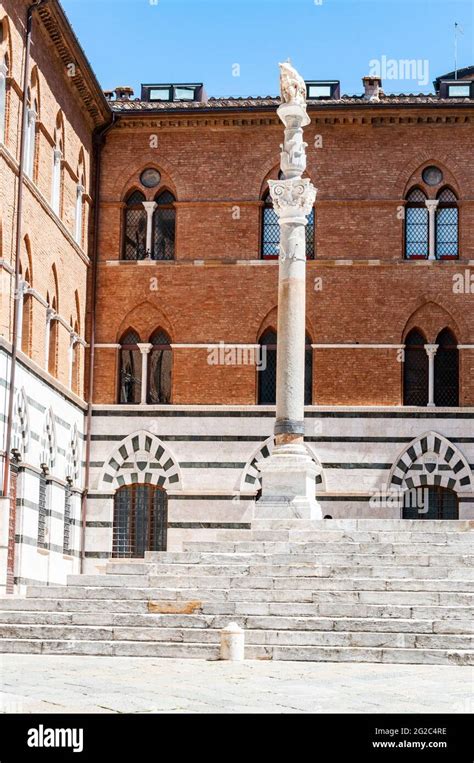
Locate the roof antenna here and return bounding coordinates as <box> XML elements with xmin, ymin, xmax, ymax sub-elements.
<box><xmin>454</xmin><ymin>22</ymin><xmax>463</xmax><ymax>80</ymax></box>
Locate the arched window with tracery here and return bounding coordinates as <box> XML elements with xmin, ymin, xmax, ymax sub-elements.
<box><xmin>152</xmin><ymin>190</ymin><xmax>175</xmax><ymax>260</ymax></box>
<box><xmin>119</xmin><ymin>329</ymin><xmax>142</xmax><ymax>403</ymax></box>
<box><xmin>123</xmin><ymin>190</ymin><xmax>147</xmax><ymax>260</ymax></box>
<box><xmin>403</xmin><ymin>329</ymin><xmax>428</xmax><ymax>405</ymax></box>
<box><xmin>434</xmin><ymin>328</ymin><xmax>459</xmax><ymax>406</ymax></box>
<box><xmin>436</xmin><ymin>188</ymin><xmax>459</xmax><ymax>259</ymax></box>
<box><xmin>405</xmin><ymin>187</ymin><xmax>428</xmax><ymax>259</ymax></box>
<box><xmin>148</xmin><ymin>329</ymin><xmax>172</xmax><ymax>403</ymax></box>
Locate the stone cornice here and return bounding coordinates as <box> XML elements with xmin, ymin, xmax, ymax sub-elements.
<box><xmin>112</xmin><ymin>110</ymin><xmax>473</xmax><ymax>131</ymax></box>
<box><xmin>36</xmin><ymin>1</ymin><xmax>110</xmax><ymax>129</ymax></box>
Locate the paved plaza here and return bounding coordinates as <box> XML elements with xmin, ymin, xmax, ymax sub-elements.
<box><xmin>1</xmin><ymin>656</ymin><xmax>472</xmax><ymax>714</ymax></box>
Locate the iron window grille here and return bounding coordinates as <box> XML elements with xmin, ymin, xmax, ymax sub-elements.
<box><xmin>403</xmin><ymin>329</ymin><xmax>429</xmax><ymax>406</ymax></box>
<box><xmin>148</xmin><ymin>330</ymin><xmax>172</xmax><ymax>403</ymax></box>
<box><xmin>434</xmin><ymin>328</ymin><xmax>459</xmax><ymax>406</ymax></box>
<box><xmin>63</xmin><ymin>484</ymin><xmax>73</xmax><ymax>554</ymax></box>
<box><xmin>404</xmin><ymin>188</ymin><xmax>428</xmax><ymax>259</ymax></box>
<box><xmin>152</xmin><ymin>191</ymin><xmax>175</xmax><ymax>260</ymax></box>
<box><xmin>38</xmin><ymin>471</ymin><xmax>47</xmax><ymax>547</ymax></box>
<box><xmin>435</xmin><ymin>188</ymin><xmax>459</xmax><ymax>259</ymax></box>
<box><xmin>123</xmin><ymin>190</ymin><xmax>147</xmax><ymax>260</ymax></box>
<box><xmin>403</xmin><ymin>486</ymin><xmax>458</xmax><ymax>520</ymax></box>
<box><xmin>113</xmin><ymin>484</ymin><xmax>168</xmax><ymax>558</ymax></box>
<box><xmin>119</xmin><ymin>330</ymin><xmax>142</xmax><ymax>403</ymax></box>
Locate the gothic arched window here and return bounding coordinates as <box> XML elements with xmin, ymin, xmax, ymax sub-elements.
<box><xmin>123</xmin><ymin>190</ymin><xmax>147</xmax><ymax>260</ymax></box>
<box><xmin>152</xmin><ymin>190</ymin><xmax>175</xmax><ymax>260</ymax></box>
<box><xmin>405</xmin><ymin>187</ymin><xmax>428</xmax><ymax>259</ymax></box>
<box><xmin>434</xmin><ymin>328</ymin><xmax>459</xmax><ymax>406</ymax></box>
<box><xmin>403</xmin><ymin>329</ymin><xmax>428</xmax><ymax>405</ymax></box>
<box><xmin>148</xmin><ymin>329</ymin><xmax>172</xmax><ymax>403</ymax></box>
<box><xmin>436</xmin><ymin>188</ymin><xmax>459</xmax><ymax>259</ymax></box>
<box><xmin>119</xmin><ymin>329</ymin><xmax>142</xmax><ymax>403</ymax></box>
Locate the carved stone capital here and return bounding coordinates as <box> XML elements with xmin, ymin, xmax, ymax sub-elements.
<box><xmin>268</xmin><ymin>177</ymin><xmax>316</xmax><ymax>224</ymax></box>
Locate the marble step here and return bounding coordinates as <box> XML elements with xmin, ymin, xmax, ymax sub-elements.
<box><xmin>200</xmin><ymin>601</ymin><xmax>473</xmax><ymax>619</ymax></box>
<box><xmin>181</xmin><ymin>532</ymin><xmax>474</xmax><ymax>549</ymax></box>
<box><xmin>0</xmin><ymin>611</ymin><xmax>471</xmax><ymax>634</ymax></box>
<box><xmin>0</xmin><ymin>623</ymin><xmax>472</xmax><ymax>650</ymax></box>
<box><xmin>59</xmin><ymin>580</ymin><xmax>473</xmax><ymax>607</ymax></box>
<box><xmin>250</xmin><ymin>519</ymin><xmax>474</xmax><ymax>531</ymax></box>
<box><xmin>103</xmin><ymin>555</ymin><xmax>474</xmax><ymax>577</ymax></box>
<box><xmin>119</xmin><ymin>543</ymin><xmax>474</xmax><ymax>567</ymax></box>
<box><xmin>0</xmin><ymin>639</ymin><xmax>471</xmax><ymax>664</ymax></box>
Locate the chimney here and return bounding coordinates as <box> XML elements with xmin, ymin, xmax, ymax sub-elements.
<box><xmin>103</xmin><ymin>90</ymin><xmax>115</xmax><ymax>101</ymax></box>
<box><xmin>362</xmin><ymin>76</ymin><xmax>382</xmax><ymax>101</ymax></box>
<box><xmin>115</xmin><ymin>86</ymin><xmax>134</xmax><ymax>100</ymax></box>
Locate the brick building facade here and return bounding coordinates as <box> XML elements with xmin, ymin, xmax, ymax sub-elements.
<box><xmin>1</xmin><ymin>0</ymin><xmax>473</xmax><ymax>590</ymax></box>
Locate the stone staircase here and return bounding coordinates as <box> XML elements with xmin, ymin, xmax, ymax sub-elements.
<box><xmin>1</xmin><ymin>519</ymin><xmax>473</xmax><ymax>664</ymax></box>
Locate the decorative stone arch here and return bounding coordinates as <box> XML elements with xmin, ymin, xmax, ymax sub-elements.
<box><xmin>396</xmin><ymin>154</ymin><xmax>465</xmax><ymax>198</ymax></box>
<box><xmin>401</xmin><ymin>300</ymin><xmax>465</xmax><ymax>345</ymax></box>
<box><xmin>116</xmin><ymin>301</ymin><xmax>174</xmax><ymax>345</ymax></box>
<box><xmin>65</xmin><ymin>423</ymin><xmax>81</xmax><ymax>484</ymax></box>
<box><xmin>98</xmin><ymin>430</ymin><xmax>183</xmax><ymax>491</ymax></box>
<box><xmin>40</xmin><ymin>408</ymin><xmax>56</xmax><ymax>470</ymax></box>
<box><xmin>389</xmin><ymin>432</ymin><xmax>473</xmax><ymax>494</ymax></box>
<box><xmin>119</xmin><ymin>159</ymin><xmax>180</xmax><ymax>201</ymax></box>
<box><xmin>12</xmin><ymin>388</ymin><xmax>30</xmax><ymax>459</ymax></box>
<box><xmin>239</xmin><ymin>435</ymin><xmax>325</xmax><ymax>493</ymax></box>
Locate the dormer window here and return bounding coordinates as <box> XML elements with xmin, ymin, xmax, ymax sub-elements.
<box><xmin>141</xmin><ymin>83</ymin><xmax>205</xmax><ymax>103</ymax></box>
<box><xmin>448</xmin><ymin>83</ymin><xmax>471</xmax><ymax>97</ymax></box>
<box><xmin>306</xmin><ymin>80</ymin><xmax>340</xmax><ymax>100</ymax></box>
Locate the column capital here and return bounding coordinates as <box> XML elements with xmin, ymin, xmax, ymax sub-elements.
<box><xmin>425</xmin><ymin>199</ymin><xmax>439</xmax><ymax>212</ymax></box>
<box><xmin>268</xmin><ymin>176</ymin><xmax>316</xmax><ymax>225</ymax></box>
<box><xmin>425</xmin><ymin>343</ymin><xmax>439</xmax><ymax>357</ymax></box>
<box><xmin>137</xmin><ymin>342</ymin><xmax>153</xmax><ymax>354</ymax></box>
<box><xmin>46</xmin><ymin>307</ymin><xmax>56</xmax><ymax>322</ymax></box>
<box><xmin>142</xmin><ymin>201</ymin><xmax>157</xmax><ymax>214</ymax></box>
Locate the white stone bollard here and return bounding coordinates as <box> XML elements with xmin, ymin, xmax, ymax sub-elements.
<box><xmin>220</xmin><ymin>622</ymin><xmax>245</xmax><ymax>661</ymax></box>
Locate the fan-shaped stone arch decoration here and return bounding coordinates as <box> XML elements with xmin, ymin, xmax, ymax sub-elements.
<box><xmin>40</xmin><ymin>408</ymin><xmax>56</xmax><ymax>470</ymax></box>
<box><xmin>389</xmin><ymin>432</ymin><xmax>473</xmax><ymax>494</ymax></box>
<box><xmin>12</xmin><ymin>388</ymin><xmax>30</xmax><ymax>459</ymax></box>
<box><xmin>239</xmin><ymin>436</ymin><xmax>325</xmax><ymax>493</ymax></box>
<box><xmin>98</xmin><ymin>430</ymin><xmax>183</xmax><ymax>491</ymax></box>
<box><xmin>65</xmin><ymin>423</ymin><xmax>81</xmax><ymax>484</ymax></box>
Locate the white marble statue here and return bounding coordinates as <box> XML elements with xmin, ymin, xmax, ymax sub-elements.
<box><xmin>279</xmin><ymin>62</ymin><xmax>307</xmax><ymax>106</ymax></box>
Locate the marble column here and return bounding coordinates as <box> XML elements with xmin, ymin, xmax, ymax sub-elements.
<box><xmin>255</xmin><ymin>63</ymin><xmax>322</xmax><ymax>520</ymax></box>
<box><xmin>137</xmin><ymin>343</ymin><xmax>152</xmax><ymax>404</ymax></box>
<box><xmin>425</xmin><ymin>200</ymin><xmax>439</xmax><ymax>261</ymax></box>
<box><xmin>425</xmin><ymin>343</ymin><xmax>438</xmax><ymax>407</ymax></box>
<box><xmin>142</xmin><ymin>201</ymin><xmax>157</xmax><ymax>259</ymax></box>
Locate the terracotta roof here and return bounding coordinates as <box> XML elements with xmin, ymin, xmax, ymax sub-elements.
<box><xmin>111</xmin><ymin>94</ymin><xmax>474</xmax><ymax>113</ymax></box>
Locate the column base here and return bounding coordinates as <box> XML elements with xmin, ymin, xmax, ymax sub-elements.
<box><xmin>254</xmin><ymin>444</ymin><xmax>323</xmax><ymax>520</ymax></box>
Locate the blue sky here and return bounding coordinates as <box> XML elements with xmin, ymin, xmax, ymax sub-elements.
<box><xmin>61</xmin><ymin>0</ymin><xmax>474</xmax><ymax>98</ymax></box>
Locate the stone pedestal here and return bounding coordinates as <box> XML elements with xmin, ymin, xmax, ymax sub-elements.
<box><xmin>256</xmin><ymin>444</ymin><xmax>322</xmax><ymax>519</ymax></box>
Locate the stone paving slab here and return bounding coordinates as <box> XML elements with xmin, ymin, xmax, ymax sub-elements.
<box><xmin>0</xmin><ymin>655</ymin><xmax>471</xmax><ymax>714</ymax></box>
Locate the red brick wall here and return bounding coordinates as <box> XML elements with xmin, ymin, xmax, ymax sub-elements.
<box><xmin>93</xmin><ymin>110</ymin><xmax>473</xmax><ymax>405</ymax></box>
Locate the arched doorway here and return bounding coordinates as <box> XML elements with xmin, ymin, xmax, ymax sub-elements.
<box><xmin>113</xmin><ymin>484</ymin><xmax>168</xmax><ymax>557</ymax></box>
<box><xmin>402</xmin><ymin>485</ymin><xmax>459</xmax><ymax>520</ymax></box>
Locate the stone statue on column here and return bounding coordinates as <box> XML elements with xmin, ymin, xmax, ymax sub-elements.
<box><xmin>255</xmin><ymin>62</ymin><xmax>322</xmax><ymax>520</ymax></box>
